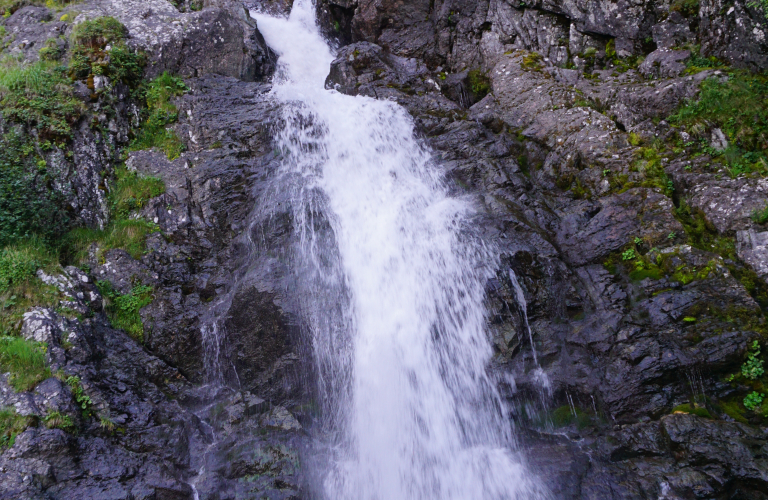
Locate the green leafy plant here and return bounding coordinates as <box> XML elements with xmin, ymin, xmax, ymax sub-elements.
<box><xmin>64</xmin><ymin>375</ymin><xmax>93</xmax><ymax>416</ymax></box>
<box><xmin>109</xmin><ymin>166</ymin><xmax>165</xmax><ymax>219</ymax></box>
<box><xmin>751</xmin><ymin>204</ymin><xmax>768</xmax><ymax>224</ymax></box>
<box><xmin>130</xmin><ymin>72</ymin><xmax>188</xmax><ymax>159</ymax></box>
<box><xmin>97</xmin><ymin>281</ymin><xmax>153</xmax><ymax>342</ymax></box>
<box><xmin>748</xmin><ymin>0</ymin><xmax>768</xmax><ymax>20</ymax></box>
<box><xmin>744</xmin><ymin>391</ymin><xmax>765</xmax><ymax>411</ymax></box>
<box><xmin>622</xmin><ymin>248</ymin><xmax>637</xmax><ymax>261</ymax></box>
<box><xmin>0</xmin><ymin>336</ymin><xmax>51</xmax><ymax>391</ymax></box>
<box><xmin>742</xmin><ymin>340</ymin><xmax>765</xmax><ymax>380</ymax></box>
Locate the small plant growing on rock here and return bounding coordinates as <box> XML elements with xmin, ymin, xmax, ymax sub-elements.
<box><xmin>0</xmin><ymin>407</ymin><xmax>34</xmax><ymax>449</ymax></box>
<box><xmin>467</xmin><ymin>69</ymin><xmax>490</xmax><ymax>99</ymax></box>
<box><xmin>96</xmin><ymin>281</ymin><xmax>153</xmax><ymax>342</ymax></box>
<box><xmin>64</xmin><ymin>375</ymin><xmax>93</xmax><ymax>416</ymax></box>
<box><xmin>622</xmin><ymin>248</ymin><xmax>637</xmax><ymax>261</ymax></box>
<box><xmin>742</xmin><ymin>340</ymin><xmax>764</xmax><ymax>380</ymax></box>
<box><xmin>751</xmin><ymin>204</ymin><xmax>768</xmax><ymax>224</ymax></box>
<box><xmin>743</xmin><ymin>391</ymin><xmax>765</xmax><ymax>411</ymax></box>
<box><xmin>0</xmin><ymin>336</ymin><xmax>51</xmax><ymax>391</ymax></box>
<box><xmin>130</xmin><ymin>72</ymin><xmax>188</xmax><ymax>159</ymax></box>
<box><xmin>43</xmin><ymin>411</ymin><xmax>74</xmax><ymax>431</ymax></box>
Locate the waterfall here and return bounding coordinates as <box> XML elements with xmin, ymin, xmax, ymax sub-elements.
<box><xmin>253</xmin><ymin>2</ymin><xmax>549</xmax><ymax>498</ymax></box>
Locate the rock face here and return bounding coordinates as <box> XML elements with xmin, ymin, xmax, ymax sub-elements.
<box><xmin>3</xmin><ymin>0</ymin><xmax>768</xmax><ymax>499</ymax></box>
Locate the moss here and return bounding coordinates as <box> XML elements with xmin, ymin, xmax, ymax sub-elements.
<box><xmin>670</xmin><ymin>0</ymin><xmax>700</xmax><ymax>17</ymax></box>
<box><xmin>521</xmin><ymin>52</ymin><xmax>544</xmax><ymax>72</ymax></box>
<box><xmin>97</xmin><ymin>281</ymin><xmax>153</xmax><ymax>342</ymax></box>
<box><xmin>672</xmin><ymin>403</ymin><xmax>712</xmax><ymax>418</ymax></box>
<box><xmin>0</xmin><ymin>407</ymin><xmax>34</xmax><ymax>449</ymax></box>
<box><xmin>0</xmin><ymin>336</ymin><xmax>51</xmax><ymax>391</ymax></box>
<box><xmin>674</xmin><ymin>201</ymin><xmax>737</xmax><ymax>260</ymax></box>
<box><xmin>467</xmin><ymin>69</ymin><xmax>490</xmax><ymax>98</ymax></box>
<box><xmin>550</xmin><ymin>405</ymin><xmax>592</xmax><ymax>429</ymax></box>
<box><xmin>130</xmin><ymin>72</ymin><xmax>188</xmax><ymax>160</ymax></box>
<box><xmin>718</xmin><ymin>400</ymin><xmax>749</xmax><ymax>423</ymax></box>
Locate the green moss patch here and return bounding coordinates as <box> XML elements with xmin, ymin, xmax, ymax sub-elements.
<box><xmin>672</xmin><ymin>403</ymin><xmax>712</xmax><ymax>418</ymax></box>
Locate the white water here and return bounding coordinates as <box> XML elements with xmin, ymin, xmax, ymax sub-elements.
<box><xmin>254</xmin><ymin>2</ymin><xmax>548</xmax><ymax>499</ymax></box>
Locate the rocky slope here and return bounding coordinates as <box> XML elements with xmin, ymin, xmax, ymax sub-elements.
<box><xmin>2</xmin><ymin>0</ymin><xmax>768</xmax><ymax>499</ymax></box>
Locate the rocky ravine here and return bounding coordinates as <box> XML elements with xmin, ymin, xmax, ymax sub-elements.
<box><xmin>2</xmin><ymin>0</ymin><xmax>768</xmax><ymax>499</ymax></box>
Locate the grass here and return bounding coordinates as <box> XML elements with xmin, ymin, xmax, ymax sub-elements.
<box><xmin>97</xmin><ymin>281</ymin><xmax>153</xmax><ymax>342</ymax></box>
<box><xmin>130</xmin><ymin>72</ymin><xmax>188</xmax><ymax>159</ymax></box>
<box><xmin>0</xmin><ymin>0</ymin><xmax>77</xmax><ymax>16</ymax></box>
<box><xmin>43</xmin><ymin>410</ymin><xmax>74</xmax><ymax>431</ymax></box>
<box><xmin>62</xmin><ymin>219</ymin><xmax>159</xmax><ymax>264</ymax></box>
<box><xmin>0</xmin><ymin>336</ymin><xmax>51</xmax><ymax>391</ymax></box>
<box><xmin>669</xmin><ymin>71</ymin><xmax>768</xmax><ymax>178</ymax></box>
<box><xmin>0</xmin><ymin>407</ymin><xmax>34</xmax><ymax>449</ymax></box>
<box><xmin>110</xmin><ymin>166</ymin><xmax>165</xmax><ymax>219</ymax></box>
<box><xmin>0</xmin><ymin>239</ymin><xmax>62</xmax><ymax>335</ymax></box>
<box><xmin>0</xmin><ymin>59</ymin><xmax>84</xmax><ymax>139</ymax></box>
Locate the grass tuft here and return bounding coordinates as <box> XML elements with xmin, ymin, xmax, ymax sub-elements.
<box><xmin>0</xmin><ymin>407</ymin><xmax>34</xmax><ymax>449</ymax></box>
<box><xmin>0</xmin><ymin>336</ymin><xmax>51</xmax><ymax>391</ymax></box>
<box><xmin>130</xmin><ymin>72</ymin><xmax>188</xmax><ymax>159</ymax></box>
<box><xmin>97</xmin><ymin>281</ymin><xmax>153</xmax><ymax>342</ymax></box>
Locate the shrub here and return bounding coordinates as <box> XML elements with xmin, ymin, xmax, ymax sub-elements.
<box><xmin>97</xmin><ymin>281</ymin><xmax>153</xmax><ymax>342</ymax></box>
<box><xmin>0</xmin><ymin>407</ymin><xmax>33</xmax><ymax>449</ymax></box>
<box><xmin>130</xmin><ymin>72</ymin><xmax>188</xmax><ymax>159</ymax></box>
<box><xmin>0</xmin><ymin>130</ymin><xmax>71</xmax><ymax>245</ymax></box>
<box><xmin>0</xmin><ymin>59</ymin><xmax>84</xmax><ymax>139</ymax></box>
<box><xmin>0</xmin><ymin>336</ymin><xmax>51</xmax><ymax>391</ymax></box>
<box><xmin>69</xmin><ymin>16</ymin><xmax>144</xmax><ymax>87</ymax></box>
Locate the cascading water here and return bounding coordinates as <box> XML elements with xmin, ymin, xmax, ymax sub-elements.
<box><xmin>253</xmin><ymin>2</ymin><xmax>549</xmax><ymax>498</ymax></box>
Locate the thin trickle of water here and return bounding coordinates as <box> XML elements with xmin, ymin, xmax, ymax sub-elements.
<box><xmin>508</xmin><ymin>269</ymin><xmax>538</xmax><ymax>365</ymax></box>
<box><xmin>254</xmin><ymin>2</ymin><xmax>549</xmax><ymax>498</ymax></box>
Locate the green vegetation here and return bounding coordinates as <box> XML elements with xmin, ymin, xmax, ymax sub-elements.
<box><xmin>742</xmin><ymin>340</ymin><xmax>765</xmax><ymax>380</ymax></box>
<box><xmin>751</xmin><ymin>204</ymin><xmax>768</xmax><ymax>224</ymax></box>
<box><xmin>43</xmin><ymin>411</ymin><xmax>74</xmax><ymax>431</ymax></box>
<box><xmin>550</xmin><ymin>405</ymin><xmax>592</xmax><ymax>429</ymax></box>
<box><xmin>670</xmin><ymin>0</ymin><xmax>700</xmax><ymax>17</ymax></box>
<box><xmin>97</xmin><ymin>281</ymin><xmax>153</xmax><ymax>342</ymax></box>
<box><xmin>64</xmin><ymin>375</ymin><xmax>93</xmax><ymax>416</ymax></box>
<box><xmin>669</xmin><ymin>72</ymin><xmax>768</xmax><ymax>178</ymax></box>
<box><xmin>748</xmin><ymin>0</ymin><xmax>768</xmax><ymax>20</ymax></box>
<box><xmin>521</xmin><ymin>52</ymin><xmax>544</xmax><ymax>72</ymax></box>
<box><xmin>0</xmin><ymin>407</ymin><xmax>33</xmax><ymax>449</ymax></box>
<box><xmin>672</xmin><ymin>403</ymin><xmax>712</xmax><ymax>418</ymax></box>
<box><xmin>130</xmin><ymin>72</ymin><xmax>188</xmax><ymax>159</ymax></box>
<box><xmin>743</xmin><ymin>391</ymin><xmax>765</xmax><ymax>412</ymax></box>
<box><xmin>0</xmin><ymin>59</ymin><xmax>84</xmax><ymax>139</ymax></box>
<box><xmin>69</xmin><ymin>16</ymin><xmax>145</xmax><ymax>87</ymax></box>
<box><xmin>62</xmin><ymin>166</ymin><xmax>163</xmax><ymax>264</ymax></box>
<box><xmin>0</xmin><ymin>336</ymin><xmax>51</xmax><ymax>391</ymax></box>
<box><xmin>0</xmin><ymin>239</ymin><xmax>54</xmax><ymax>292</ymax></box>
<box><xmin>0</xmin><ymin>0</ymin><xmax>77</xmax><ymax>16</ymax></box>
<box><xmin>39</xmin><ymin>38</ymin><xmax>65</xmax><ymax>62</ymax></box>
<box><xmin>467</xmin><ymin>69</ymin><xmax>490</xmax><ymax>98</ymax></box>
<box><xmin>110</xmin><ymin>166</ymin><xmax>165</xmax><ymax>219</ymax></box>
<box><xmin>0</xmin><ymin>130</ymin><xmax>71</xmax><ymax>245</ymax></box>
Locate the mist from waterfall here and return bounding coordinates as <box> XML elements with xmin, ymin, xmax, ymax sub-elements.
<box><xmin>253</xmin><ymin>2</ymin><xmax>549</xmax><ymax>498</ymax></box>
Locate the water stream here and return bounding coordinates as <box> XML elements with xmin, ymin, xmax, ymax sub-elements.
<box><xmin>253</xmin><ymin>2</ymin><xmax>549</xmax><ymax>498</ymax></box>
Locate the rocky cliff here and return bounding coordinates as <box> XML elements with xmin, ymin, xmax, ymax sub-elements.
<box><xmin>1</xmin><ymin>0</ymin><xmax>768</xmax><ymax>499</ymax></box>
